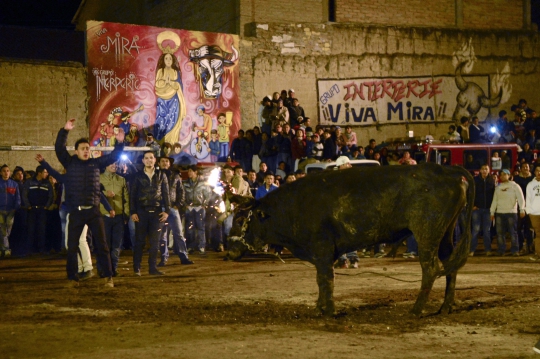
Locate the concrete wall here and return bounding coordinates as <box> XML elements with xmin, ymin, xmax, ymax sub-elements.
<box><xmin>239</xmin><ymin>23</ymin><xmax>540</xmax><ymax>145</ymax></box>
<box><xmin>0</xmin><ymin>60</ymin><xmax>88</xmax><ymax>172</ymax></box>
<box><xmin>239</xmin><ymin>0</ymin><xmax>325</xmax><ymax>35</ymax></box>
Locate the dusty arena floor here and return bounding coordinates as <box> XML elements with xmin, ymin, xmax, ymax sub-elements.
<box><xmin>1</xmin><ymin>249</ymin><xmax>540</xmax><ymax>359</ymax></box>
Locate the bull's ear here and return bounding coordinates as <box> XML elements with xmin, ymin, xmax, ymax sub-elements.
<box><xmin>256</xmin><ymin>209</ymin><xmax>270</xmax><ymax>221</ymax></box>
<box><xmin>229</xmin><ymin>194</ymin><xmax>257</xmax><ymax>209</ymax></box>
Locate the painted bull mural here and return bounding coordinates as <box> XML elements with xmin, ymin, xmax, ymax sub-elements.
<box><xmin>226</xmin><ymin>163</ymin><xmax>474</xmax><ymax>316</ymax></box>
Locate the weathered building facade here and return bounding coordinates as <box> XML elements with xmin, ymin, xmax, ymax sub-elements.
<box><xmin>1</xmin><ymin>0</ymin><xmax>538</xmax><ymax>169</ymax></box>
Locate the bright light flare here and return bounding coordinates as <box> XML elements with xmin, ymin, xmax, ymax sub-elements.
<box><xmin>206</xmin><ymin>167</ymin><xmax>224</xmax><ymax>195</ymax></box>
<box><xmin>218</xmin><ymin>201</ymin><xmax>226</xmax><ymax>213</ymax></box>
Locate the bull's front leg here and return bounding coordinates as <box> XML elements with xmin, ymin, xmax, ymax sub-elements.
<box><xmin>315</xmin><ymin>262</ymin><xmax>335</xmax><ymax>316</ymax></box>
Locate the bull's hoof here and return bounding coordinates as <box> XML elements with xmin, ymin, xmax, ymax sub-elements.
<box><xmin>437</xmin><ymin>303</ymin><xmax>454</xmax><ymax>315</ymax></box>
<box><xmin>409</xmin><ymin>307</ymin><xmax>423</xmax><ymax>317</ymax></box>
<box><xmin>223</xmin><ymin>257</ymin><xmax>229</xmax><ymax>261</ymax></box>
<box><xmin>316</xmin><ymin>305</ymin><xmax>336</xmax><ymax>317</ymax></box>
<box><xmin>333</xmin><ymin>310</ymin><xmax>348</xmax><ymax>318</ymax></box>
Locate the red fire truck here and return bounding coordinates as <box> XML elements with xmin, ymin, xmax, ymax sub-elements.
<box><xmin>414</xmin><ymin>142</ymin><xmax>521</xmax><ymax>175</ymax></box>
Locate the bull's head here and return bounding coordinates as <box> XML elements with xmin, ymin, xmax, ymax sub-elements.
<box><xmin>225</xmin><ymin>193</ymin><xmax>269</xmax><ymax>261</ymax></box>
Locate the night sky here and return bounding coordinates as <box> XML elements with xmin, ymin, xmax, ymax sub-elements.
<box><xmin>0</xmin><ymin>0</ymin><xmax>82</xmax><ymax>29</ymax></box>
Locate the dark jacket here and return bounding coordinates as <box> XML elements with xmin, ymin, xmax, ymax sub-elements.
<box><xmin>514</xmin><ymin>174</ymin><xmax>533</xmax><ymax>197</ymax></box>
<box><xmin>55</xmin><ymin>128</ymin><xmax>124</xmax><ymax>211</ymax></box>
<box><xmin>230</xmin><ymin>137</ymin><xmax>252</xmax><ymax>161</ymax></box>
<box><xmin>468</xmin><ymin>124</ymin><xmax>485</xmax><ymax>143</ymax></box>
<box><xmin>184</xmin><ymin>177</ymin><xmax>211</xmax><ymax>207</ymax></box>
<box><xmin>163</xmin><ymin>169</ymin><xmax>185</xmax><ymax>209</ymax></box>
<box><xmin>322</xmin><ymin>137</ymin><xmax>336</xmax><ymax>160</ymax></box>
<box><xmin>40</xmin><ymin>160</ymin><xmax>113</xmax><ymax>212</ymax></box>
<box><xmin>22</xmin><ymin>178</ymin><xmax>53</xmax><ymax>208</ymax></box>
<box><xmin>129</xmin><ymin>168</ymin><xmax>170</xmax><ymax>215</ymax></box>
<box><xmin>474</xmin><ymin>174</ymin><xmax>495</xmax><ymax>209</ymax></box>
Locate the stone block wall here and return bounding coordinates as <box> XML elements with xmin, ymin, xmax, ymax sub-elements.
<box><xmin>0</xmin><ymin>60</ymin><xmax>88</xmax><ymax>172</ymax></box>
<box><xmin>239</xmin><ymin>0</ymin><xmax>325</xmax><ymax>35</ymax></box>
<box><xmin>239</xmin><ymin>22</ymin><xmax>540</xmax><ymax>145</ymax></box>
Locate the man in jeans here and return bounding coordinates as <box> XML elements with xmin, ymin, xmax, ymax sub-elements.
<box><xmin>54</xmin><ymin>118</ymin><xmax>124</xmax><ymax>288</ymax></box>
<box><xmin>184</xmin><ymin>165</ymin><xmax>211</xmax><ymax>254</ymax></box>
<box><xmin>22</xmin><ymin>166</ymin><xmax>53</xmax><ymax>255</ymax></box>
<box><xmin>130</xmin><ymin>151</ymin><xmax>170</xmax><ymax>276</ymax></box>
<box><xmin>490</xmin><ymin>169</ymin><xmax>525</xmax><ymax>256</ymax></box>
<box><xmin>157</xmin><ymin>156</ymin><xmax>193</xmax><ymax>266</ymax></box>
<box><xmin>100</xmin><ymin>162</ymin><xmax>129</xmax><ymax>277</ymax></box>
<box><xmin>470</xmin><ymin>164</ymin><xmax>495</xmax><ymax>256</ymax></box>
<box><xmin>0</xmin><ymin>164</ymin><xmax>21</xmax><ymax>257</ymax></box>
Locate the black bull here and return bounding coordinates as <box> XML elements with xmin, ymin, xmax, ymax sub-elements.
<box><xmin>226</xmin><ymin>163</ymin><xmax>474</xmax><ymax>316</ymax></box>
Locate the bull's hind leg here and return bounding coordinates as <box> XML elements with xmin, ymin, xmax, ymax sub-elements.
<box><xmin>438</xmin><ymin>271</ymin><xmax>457</xmax><ymax>315</ymax></box>
<box><xmin>314</xmin><ymin>261</ymin><xmax>335</xmax><ymax>316</ymax></box>
<box><xmin>411</xmin><ymin>253</ymin><xmax>439</xmax><ymax>316</ymax></box>
<box><xmin>438</xmin><ymin>226</ymin><xmax>459</xmax><ymax>315</ymax></box>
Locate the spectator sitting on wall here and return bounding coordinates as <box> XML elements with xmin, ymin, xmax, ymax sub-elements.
<box><xmin>288</xmin><ymin>98</ymin><xmax>305</xmax><ymax>129</ymax></box>
<box><xmin>469</xmin><ymin>116</ymin><xmax>486</xmax><ymax>143</ymax></box>
<box><xmin>457</xmin><ymin>117</ymin><xmax>470</xmax><ymax>143</ymax></box>
<box><xmin>448</xmin><ymin>125</ymin><xmax>461</xmax><ymax>142</ymax></box>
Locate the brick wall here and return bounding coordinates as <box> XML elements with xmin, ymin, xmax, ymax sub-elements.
<box><xmin>334</xmin><ymin>0</ymin><xmax>524</xmax><ymax>30</ymax></box>
<box><xmin>335</xmin><ymin>0</ymin><xmax>456</xmax><ymax>27</ymax></box>
<box><xmin>0</xmin><ymin>60</ymin><xmax>88</xmax><ymax>172</ymax></box>
<box><xmin>463</xmin><ymin>0</ymin><xmax>523</xmax><ymax>29</ymax></box>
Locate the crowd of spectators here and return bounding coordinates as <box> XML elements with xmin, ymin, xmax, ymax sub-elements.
<box><xmin>2</xmin><ymin>94</ymin><xmax>540</xmax><ymax>274</ymax></box>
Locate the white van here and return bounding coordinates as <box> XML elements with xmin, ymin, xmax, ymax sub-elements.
<box><xmin>304</xmin><ymin>159</ymin><xmax>380</xmax><ymax>174</ymax></box>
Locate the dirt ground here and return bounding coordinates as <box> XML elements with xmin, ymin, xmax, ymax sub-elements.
<box><xmin>1</xmin><ymin>249</ymin><xmax>540</xmax><ymax>359</ymax></box>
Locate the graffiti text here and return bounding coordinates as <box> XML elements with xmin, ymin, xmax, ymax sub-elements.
<box><xmin>343</xmin><ymin>78</ymin><xmax>442</xmax><ymax>103</ymax></box>
<box><xmin>92</xmin><ymin>68</ymin><xmax>140</xmax><ymax>100</ymax></box>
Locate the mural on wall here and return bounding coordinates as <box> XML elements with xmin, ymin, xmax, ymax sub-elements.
<box><xmin>86</xmin><ymin>21</ymin><xmax>240</xmax><ymax>164</ymax></box>
<box><xmin>317</xmin><ymin>38</ymin><xmax>511</xmax><ymax>127</ymax></box>
<box><xmin>451</xmin><ymin>38</ymin><xmax>511</xmax><ymax>122</ymax></box>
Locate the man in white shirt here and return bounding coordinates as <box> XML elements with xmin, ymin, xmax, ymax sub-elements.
<box><xmin>490</xmin><ymin>169</ymin><xmax>525</xmax><ymax>256</ymax></box>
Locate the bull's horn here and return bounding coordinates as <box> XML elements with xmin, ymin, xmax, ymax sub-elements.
<box><xmin>230</xmin><ymin>45</ymin><xmax>238</xmax><ymax>62</ymax></box>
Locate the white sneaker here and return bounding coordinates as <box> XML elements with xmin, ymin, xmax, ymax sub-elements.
<box><xmin>469</xmin><ymin>252</ymin><xmax>474</xmax><ymax>257</ymax></box>
<box><xmin>533</xmin><ymin>340</ymin><xmax>540</xmax><ymax>354</ymax></box>
<box><xmin>4</xmin><ymin>249</ymin><xmax>11</xmax><ymax>258</ymax></box>
<box><xmin>104</xmin><ymin>277</ymin><xmax>114</xmax><ymax>288</ymax></box>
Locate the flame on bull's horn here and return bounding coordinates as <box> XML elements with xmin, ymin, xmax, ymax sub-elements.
<box><xmin>207</xmin><ymin>167</ymin><xmax>223</xmax><ymax>195</ymax></box>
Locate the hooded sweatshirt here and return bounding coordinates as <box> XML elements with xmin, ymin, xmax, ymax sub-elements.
<box><xmin>490</xmin><ymin>180</ymin><xmax>524</xmax><ymax>215</ymax></box>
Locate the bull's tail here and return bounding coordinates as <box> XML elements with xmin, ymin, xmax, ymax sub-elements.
<box><xmin>439</xmin><ymin>169</ymin><xmax>475</xmax><ymax>276</ymax></box>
